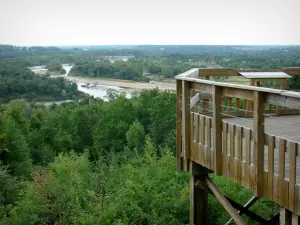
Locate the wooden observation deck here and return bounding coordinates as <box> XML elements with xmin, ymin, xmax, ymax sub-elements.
<box><xmin>176</xmin><ymin>68</ymin><xmax>300</xmax><ymax>225</ymax></box>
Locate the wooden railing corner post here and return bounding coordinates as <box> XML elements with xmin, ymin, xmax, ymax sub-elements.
<box><xmin>182</xmin><ymin>80</ymin><xmax>191</xmax><ymax>171</ymax></box>
<box><xmin>253</xmin><ymin>90</ymin><xmax>265</xmax><ymax>196</ymax></box>
<box><xmin>212</xmin><ymin>85</ymin><xmax>222</xmax><ymax>175</ymax></box>
<box><xmin>176</xmin><ymin>79</ymin><xmax>183</xmax><ymax>170</ymax></box>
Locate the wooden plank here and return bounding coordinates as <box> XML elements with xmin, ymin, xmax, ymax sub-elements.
<box><xmin>265</xmin><ymin>93</ymin><xmax>300</xmax><ymax>110</ymax></box>
<box><xmin>230</xmin><ymin>124</ymin><xmax>235</xmax><ymax>180</ymax></box>
<box><xmin>176</xmin><ymin>80</ymin><xmax>183</xmax><ymax>169</ymax></box>
<box><xmin>245</xmin><ymin>128</ymin><xmax>251</xmax><ymax>189</ymax></box>
<box><xmin>197</xmin><ymin>67</ymin><xmax>300</xmax><ymax>77</ymax></box>
<box><xmin>237</xmin><ymin>126</ymin><xmax>243</xmax><ymax>184</ymax></box>
<box><xmin>280</xmin><ymin>208</ymin><xmax>292</xmax><ymax>225</ymax></box>
<box><xmin>205</xmin><ymin>177</ymin><xmax>247</xmax><ymax>225</ymax></box>
<box><xmin>296</xmin><ymin>185</ymin><xmax>300</xmax><ymax>215</ymax></box>
<box><xmin>222</xmin><ymin>122</ymin><xmax>228</xmax><ymax>176</ymax></box>
<box><xmin>228</xmin><ymin>98</ymin><xmax>232</xmax><ymax>112</ymax></box>
<box><xmin>182</xmin><ymin>81</ymin><xmax>191</xmax><ymax>171</ymax></box>
<box><xmin>176</xmin><ymin>68</ymin><xmax>200</xmax><ymax>78</ymax></box>
<box><xmin>284</xmin><ymin>180</ymin><xmax>290</xmax><ymax>209</ymax></box>
<box><xmin>200</xmin><ymin>116</ymin><xmax>206</xmax><ymax>166</ymax></box>
<box><xmin>289</xmin><ymin>142</ymin><xmax>297</xmax><ymax>212</ymax></box>
<box><xmin>213</xmin><ymin>85</ymin><xmax>222</xmax><ymax>175</ymax></box>
<box><xmin>236</xmin><ymin>98</ymin><xmax>240</xmax><ymax>110</ymax></box>
<box><xmin>268</xmin><ymin>135</ymin><xmax>275</xmax><ymax>200</ymax></box>
<box><xmin>190</xmin><ymin>82</ymin><xmax>212</xmax><ymax>94</ymax></box>
<box><xmin>206</xmin><ymin>117</ymin><xmax>211</xmax><ymax>169</ymax></box>
<box><xmin>190</xmin><ymin>93</ymin><xmax>200</xmax><ymax>110</ymax></box>
<box><xmin>264</xmin><ymin>171</ymin><xmax>268</xmax><ymax>197</ymax></box>
<box><xmin>274</xmin><ymin>175</ymin><xmax>279</xmax><ymax>203</ymax></box>
<box><xmin>253</xmin><ymin>91</ymin><xmax>265</xmax><ymax>196</ymax></box>
<box><xmin>222</xmin><ymin>87</ymin><xmax>254</xmax><ymax>101</ymax></box>
<box><xmin>292</xmin><ymin>213</ymin><xmax>299</xmax><ymax>225</ymax></box>
<box><xmin>278</xmin><ymin>139</ymin><xmax>286</xmax><ymax>206</ymax></box>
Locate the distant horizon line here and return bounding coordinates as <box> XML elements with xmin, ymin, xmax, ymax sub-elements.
<box><xmin>2</xmin><ymin>44</ymin><xmax>300</xmax><ymax>47</ymax></box>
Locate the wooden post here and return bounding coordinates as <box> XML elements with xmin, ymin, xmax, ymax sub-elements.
<box><xmin>245</xmin><ymin>79</ymin><xmax>255</xmax><ymax>117</ymax></box>
<box><xmin>276</xmin><ymin>79</ymin><xmax>287</xmax><ymax>116</ymax></box>
<box><xmin>212</xmin><ymin>85</ymin><xmax>222</xmax><ymax>175</ymax></box>
<box><xmin>176</xmin><ymin>80</ymin><xmax>183</xmax><ymax>169</ymax></box>
<box><xmin>253</xmin><ymin>91</ymin><xmax>265</xmax><ymax>196</ymax></box>
<box><xmin>182</xmin><ymin>81</ymin><xmax>191</xmax><ymax>171</ymax></box>
<box><xmin>203</xmin><ymin>76</ymin><xmax>210</xmax><ymax>111</ymax></box>
<box><xmin>280</xmin><ymin>208</ymin><xmax>292</xmax><ymax>225</ymax></box>
<box><xmin>190</xmin><ymin>162</ymin><xmax>209</xmax><ymax>225</ymax></box>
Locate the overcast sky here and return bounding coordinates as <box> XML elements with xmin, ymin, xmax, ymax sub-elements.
<box><xmin>1</xmin><ymin>0</ymin><xmax>299</xmax><ymax>46</ymax></box>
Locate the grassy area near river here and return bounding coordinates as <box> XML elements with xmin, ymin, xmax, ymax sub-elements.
<box><xmin>66</xmin><ymin>76</ymin><xmax>176</xmax><ymax>93</ymax></box>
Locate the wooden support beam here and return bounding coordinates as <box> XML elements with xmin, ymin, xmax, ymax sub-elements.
<box><xmin>212</xmin><ymin>85</ymin><xmax>222</xmax><ymax>175</ymax></box>
<box><xmin>225</xmin><ymin>196</ymin><xmax>259</xmax><ymax>225</ymax></box>
<box><xmin>190</xmin><ymin>162</ymin><xmax>209</xmax><ymax>225</ymax></box>
<box><xmin>176</xmin><ymin>80</ymin><xmax>183</xmax><ymax>169</ymax></box>
<box><xmin>182</xmin><ymin>81</ymin><xmax>191</xmax><ymax>171</ymax></box>
<box><xmin>253</xmin><ymin>91</ymin><xmax>265</xmax><ymax>196</ymax></box>
<box><xmin>205</xmin><ymin>176</ymin><xmax>246</xmax><ymax>225</ymax></box>
<box><xmin>225</xmin><ymin>197</ymin><xmax>269</xmax><ymax>224</ymax></box>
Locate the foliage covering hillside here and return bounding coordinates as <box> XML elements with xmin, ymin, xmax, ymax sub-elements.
<box><xmin>0</xmin><ymin>90</ymin><xmax>278</xmax><ymax>224</ymax></box>
<box><xmin>0</xmin><ymin>61</ymin><xmax>82</xmax><ymax>103</ymax></box>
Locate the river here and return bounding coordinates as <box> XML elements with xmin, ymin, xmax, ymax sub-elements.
<box><xmin>33</xmin><ymin>64</ymin><xmax>131</xmax><ymax>104</ymax></box>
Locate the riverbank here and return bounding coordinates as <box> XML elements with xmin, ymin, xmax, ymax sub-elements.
<box><xmin>66</xmin><ymin>76</ymin><xmax>176</xmax><ymax>93</ymax></box>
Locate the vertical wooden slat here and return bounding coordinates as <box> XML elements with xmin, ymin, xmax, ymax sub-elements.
<box><xmin>292</xmin><ymin>213</ymin><xmax>299</xmax><ymax>225</ymax></box>
<box><xmin>209</xmin><ymin>118</ymin><xmax>214</xmax><ymax>170</ymax></box>
<box><xmin>222</xmin><ymin>122</ymin><xmax>228</xmax><ymax>176</ymax></box>
<box><xmin>206</xmin><ymin>117</ymin><xmax>211</xmax><ymax>169</ymax></box>
<box><xmin>228</xmin><ymin>98</ymin><xmax>232</xmax><ymax>112</ymax></box>
<box><xmin>212</xmin><ymin>85</ymin><xmax>222</xmax><ymax>175</ymax></box>
<box><xmin>268</xmin><ymin>135</ymin><xmax>275</xmax><ymax>200</ymax></box>
<box><xmin>278</xmin><ymin>139</ymin><xmax>286</xmax><ymax>206</ymax></box>
<box><xmin>230</xmin><ymin>124</ymin><xmax>235</xmax><ymax>180</ymax></box>
<box><xmin>280</xmin><ymin>208</ymin><xmax>292</xmax><ymax>225</ymax></box>
<box><xmin>253</xmin><ymin>91</ymin><xmax>265</xmax><ymax>196</ymax></box>
<box><xmin>182</xmin><ymin>81</ymin><xmax>191</xmax><ymax>171</ymax></box>
<box><xmin>289</xmin><ymin>142</ymin><xmax>297</xmax><ymax>212</ymax></box>
<box><xmin>176</xmin><ymin>80</ymin><xmax>183</xmax><ymax>169</ymax></box>
<box><xmin>296</xmin><ymin>185</ymin><xmax>300</xmax><ymax>216</ymax></box>
<box><xmin>245</xmin><ymin>128</ymin><xmax>251</xmax><ymax>189</ymax></box>
<box><xmin>276</xmin><ymin>79</ymin><xmax>287</xmax><ymax>116</ymax></box>
<box><xmin>264</xmin><ymin>171</ymin><xmax>268</xmax><ymax>197</ymax></box>
<box><xmin>274</xmin><ymin>175</ymin><xmax>279</xmax><ymax>203</ymax></box>
<box><xmin>236</xmin><ymin>98</ymin><xmax>240</xmax><ymax>110</ymax></box>
<box><xmin>237</xmin><ymin>126</ymin><xmax>243</xmax><ymax>184</ymax></box>
<box><xmin>200</xmin><ymin>116</ymin><xmax>206</xmax><ymax>166</ymax></box>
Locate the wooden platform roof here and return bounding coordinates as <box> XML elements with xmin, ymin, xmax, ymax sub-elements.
<box><xmin>239</xmin><ymin>71</ymin><xmax>291</xmax><ymax>79</ymax></box>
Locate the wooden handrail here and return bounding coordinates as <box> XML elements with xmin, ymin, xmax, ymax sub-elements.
<box><xmin>176</xmin><ymin>68</ymin><xmax>300</xmax><ymax>218</ymax></box>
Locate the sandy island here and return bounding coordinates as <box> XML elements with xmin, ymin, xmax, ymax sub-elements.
<box><xmin>66</xmin><ymin>76</ymin><xmax>176</xmax><ymax>93</ymax></box>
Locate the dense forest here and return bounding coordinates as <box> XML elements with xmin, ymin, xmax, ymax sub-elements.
<box><xmin>0</xmin><ymin>61</ymin><xmax>82</xmax><ymax>104</ymax></box>
<box><xmin>1</xmin><ymin>44</ymin><xmax>299</xmax><ymax>224</ymax></box>
<box><xmin>0</xmin><ymin>91</ymin><xmax>278</xmax><ymax>224</ymax></box>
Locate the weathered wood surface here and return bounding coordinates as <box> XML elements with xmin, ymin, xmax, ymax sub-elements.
<box><xmin>176</xmin><ymin>68</ymin><xmax>300</xmax><ymax>221</ymax></box>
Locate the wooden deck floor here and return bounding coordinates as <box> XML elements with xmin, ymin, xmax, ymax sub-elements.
<box><xmin>224</xmin><ymin>115</ymin><xmax>300</xmax><ymax>143</ymax></box>
<box><xmin>224</xmin><ymin>115</ymin><xmax>300</xmax><ymax>184</ymax></box>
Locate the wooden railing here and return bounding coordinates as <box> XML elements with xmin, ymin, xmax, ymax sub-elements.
<box><xmin>176</xmin><ymin>68</ymin><xmax>300</xmax><ymax>216</ymax></box>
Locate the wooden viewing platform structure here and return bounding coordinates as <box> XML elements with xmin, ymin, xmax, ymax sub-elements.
<box><xmin>176</xmin><ymin>68</ymin><xmax>300</xmax><ymax>225</ymax></box>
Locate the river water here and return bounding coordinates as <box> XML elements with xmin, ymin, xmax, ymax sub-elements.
<box><xmin>35</xmin><ymin>64</ymin><xmax>131</xmax><ymax>104</ymax></box>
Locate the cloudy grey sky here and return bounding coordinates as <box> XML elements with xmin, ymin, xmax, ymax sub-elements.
<box><xmin>1</xmin><ymin>0</ymin><xmax>299</xmax><ymax>45</ymax></box>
